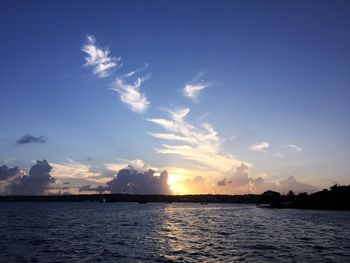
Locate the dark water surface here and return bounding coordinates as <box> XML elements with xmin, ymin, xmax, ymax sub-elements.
<box><xmin>0</xmin><ymin>203</ymin><xmax>349</xmax><ymax>262</ymax></box>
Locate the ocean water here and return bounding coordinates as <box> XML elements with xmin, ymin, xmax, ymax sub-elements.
<box><xmin>0</xmin><ymin>203</ymin><xmax>349</xmax><ymax>262</ymax></box>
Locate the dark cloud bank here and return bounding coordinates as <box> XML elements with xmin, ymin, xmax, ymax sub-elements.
<box><xmin>0</xmin><ymin>161</ymin><xmax>171</xmax><ymax>195</ymax></box>
<box><xmin>0</xmin><ymin>165</ymin><xmax>22</xmax><ymax>181</ymax></box>
<box><xmin>81</xmin><ymin>166</ymin><xmax>171</xmax><ymax>195</ymax></box>
<box><xmin>16</xmin><ymin>133</ymin><xmax>47</xmax><ymax>144</ymax></box>
<box><xmin>0</xmin><ymin>160</ymin><xmax>55</xmax><ymax>195</ymax></box>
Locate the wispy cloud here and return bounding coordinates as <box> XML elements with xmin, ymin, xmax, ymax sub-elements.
<box><xmin>147</xmin><ymin>108</ymin><xmax>247</xmax><ymax>172</ymax></box>
<box><xmin>183</xmin><ymin>83</ymin><xmax>208</xmax><ymax>100</ymax></box>
<box><xmin>283</xmin><ymin>144</ymin><xmax>302</xmax><ymax>153</ymax></box>
<box><xmin>197</xmin><ymin>111</ymin><xmax>211</xmax><ymax>121</ymax></box>
<box><xmin>249</xmin><ymin>142</ymin><xmax>270</xmax><ymax>152</ymax></box>
<box><xmin>147</xmin><ymin>132</ymin><xmax>195</xmax><ymax>144</ymax></box>
<box><xmin>248</xmin><ymin>142</ymin><xmax>302</xmax><ymax>157</ymax></box>
<box><xmin>110</xmin><ymin>74</ymin><xmax>150</xmax><ymax>113</ymax></box>
<box><xmin>182</xmin><ymin>74</ymin><xmax>209</xmax><ymax>101</ymax></box>
<box><xmin>81</xmin><ymin>35</ymin><xmax>150</xmax><ymax>113</ymax></box>
<box><xmin>16</xmin><ymin>133</ymin><xmax>47</xmax><ymax>144</ymax></box>
<box><xmin>0</xmin><ymin>157</ymin><xmax>17</xmax><ymax>164</ymax></box>
<box><xmin>81</xmin><ymin>35</ymin><xmax>121</xmax><ymax>78</ymax></box>
<box><xmin>51</xmin><ymin>159</ymin><xmax>110</xmax><ymax>185</ymax></box>
<box><xmin>104</xmin><ymin>159</ymin><xmax>154</xmax><ymax>172</ymax></box>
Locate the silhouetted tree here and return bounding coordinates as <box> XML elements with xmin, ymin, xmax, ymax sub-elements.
<box><xmin>260</xmin><ymin>190</ymin><xmax>281</xmax><ymax>203</ymax></box>
<box><xmin>330</xmin><ymin>184</ymin><xmax>339</xmax><ymax>191</ymax></box>
<box><xmin>287</xmin><ymin>190</ymin><xmax>295</xmax><ymax>201</ymax></box>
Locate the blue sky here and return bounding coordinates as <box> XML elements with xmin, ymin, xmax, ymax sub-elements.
<box><xmin>0</xmin><ymin>0</ymin><xmax>349</xmax><ymax>194</ymax></box>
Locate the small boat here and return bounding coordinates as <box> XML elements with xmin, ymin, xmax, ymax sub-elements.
<box><xmin>99</xmin><ymin>198</ymin><xmax>106</xmax><ymax>203</ymax></box>
<box><xmin>200</xmin><ymin>202</ymin><xmax>208</xmax><ymax>205</ymax></box>
<box><xmin>256</xmin><ymin>203</ymin><xmax>271</xmax><ymax>208</ymax></box>
<box><xmin>138</xmin><ymin>201</ymin><xmax>148</xmax><ymax>204</ymax></box>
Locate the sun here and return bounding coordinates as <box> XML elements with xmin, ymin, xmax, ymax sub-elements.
<box><xmin>167</xmin><ymin>173</ymin><xmax>187</xmax><ymax>195</ymax></box>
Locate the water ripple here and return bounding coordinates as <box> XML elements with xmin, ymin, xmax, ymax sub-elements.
<box><xmin>0</xmin><ymin>203</ymin><xmax>349</xmax><ymax>262</ymax></box>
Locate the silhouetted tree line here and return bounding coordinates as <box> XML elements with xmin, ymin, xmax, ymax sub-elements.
<box><xmin>0</xmin><ymin>184</ymin><xmax>349</xmax><ymax>210</ymax></box>
<box><xmin>259</xmin><ymin>184</ymin><xmax>350</xmax><ymax>210</ymax></box>
<box><xmin>0</xmin><ymin>194</ymin><xmax>260</xmax><ymax>204</ymax></box>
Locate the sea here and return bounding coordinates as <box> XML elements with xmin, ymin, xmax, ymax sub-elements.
<box><xmin>0</xmin><ymin>202</ymin><xmax>349</xmax><ymax>262</ymax></box>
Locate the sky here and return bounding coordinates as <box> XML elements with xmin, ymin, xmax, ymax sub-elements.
<box><xmin>0</xmin><ymin>0</ymin><xmax>349</xmax><ymax>195</ymax></box>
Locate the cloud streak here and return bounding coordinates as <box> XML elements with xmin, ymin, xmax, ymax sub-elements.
<box><xmin>82</xmin><ymin>35</ymin><xmax>150</xmax><ymax>113</ymax></box>
<box><xmin>147</xmin><ymin>108</ymin><xmax>247</xmax><ymax>172</ymax></box>
<box><xmin>249</xmin><ymin>142</ymin><xmax>270</xmax><ymax>152</ymax></box>
<box><xmin>51</xmin><ymin>159</ymin><xmax>111</xmax><ymax>185</ymax></box>
<box><xmin>283</xmin><ymin>144</ymin><xmax>302</xmax><ymax>153</ymax></box>
<box><xmin>82</xmin><ymin>35</ymin><xmax>121</xmax><ymax>78</ymax></box>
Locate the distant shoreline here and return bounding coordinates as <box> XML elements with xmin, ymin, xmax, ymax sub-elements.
<box><xmin>0</xmin><ymin>193</ymin><xmax>259</xmax><ymax>204</ymax></box>
<box><xmin>1</xmin><ymin>185</ymin><xmax>349</xmax><ymax>211</ymax></box>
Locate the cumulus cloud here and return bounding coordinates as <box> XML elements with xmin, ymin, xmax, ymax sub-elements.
<box><xmin>50</xmin><ymin>159</ymin><xmax>172</xmax><ymax>195</ymax></box>
<box><xmin>249</xmin><ymin>142</ymin><xmax>270</xmax><ymax>152</ymax></box>
<box><xmin>147</xmin><ymin>108</ymin><xmax>247</xmax><ymax>172</ymax></box>
<box><xmin>0</xmin><ymin>165</ymin><xmax>23</xmax><ymax>194</ymax></box>
<box><xmin>249</xmin><ymin>176</ymin><xmax>319</xmax><ymax>194</ymax></box>
<box><xmin>215</xmin><ymin>164</ymin><xmax>251</xmax><ymax>194</ymax></box>
<box><xmin>16</xmin><ymin>133</ymin><xmax>47</xmax><ymax>144</ymax></box>
<box><xmin>0</xmin><ymin>158</ymin><xmax>319</xmax><ymax>195</ymax></box>
<box><xmin>279</xmin><ymin>176</ymin><xmax>318</xmax><ymax>193</ymax></box>
<box><xmin>110</xmin><ymin>74</ymin><xmax>150</xmax><ymax>113</ymax></box>
<box><xmin>7</xmin><ymin>160</ymin><xmax>55</xmax><ymax>195</ymax></box>
<box><xmin>66</xmin><ymin>159</ymin><xmax>171</xmax><ymax>194</ymax></box>
<box><xmin>81</xmin><ymin>35</ymin><xmax>121</xmax><ymax>78</ymax></box>
<box><xmin>229</xmin><ymin>164</ymin><xmax>251</xmax><ymax>186</ymax></box>
<box><xmin>216</xmin><ymin>164</ymin><xmax>318</xmax><ymax>194</ymax></box>
<box><xmin>104</xmin><ymin>167</ymin><xmax>171</xmax><ymax>194</ymax></box>
<box><xmin>0</xmin><ymin>165</ymin><xmax>22</xmax><ymax>181</ymax></box>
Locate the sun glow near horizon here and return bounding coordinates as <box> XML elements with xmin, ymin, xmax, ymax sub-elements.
<box><xmin>167</xmin><ymin>170</ymin><xmax>192</xmax><ymax>195</ymax></box>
